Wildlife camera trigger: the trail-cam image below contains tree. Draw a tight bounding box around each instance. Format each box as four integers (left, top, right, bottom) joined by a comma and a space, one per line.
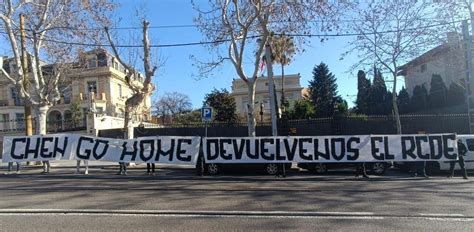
271, 34, 296, 111
0, 0, 114, 135
105, 21, 157, 139
355, 70, 371, 114
153, 92, 192, 122
69, 100, 83, 128
347, 1, 442, 133
447, 82, 466, 106
428, 74, 448, 108
410, 85, 429, 112
204, 88, 237, 123
308, 62, 343, 117
397, 87, 410, 114
368, 67, 390, 115
175, 109, 201, 124
193, 0, 345, 136
287, 99, 315, 120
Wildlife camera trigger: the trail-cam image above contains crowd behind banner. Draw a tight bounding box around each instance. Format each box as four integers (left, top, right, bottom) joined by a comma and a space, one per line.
2, 133, 459, 164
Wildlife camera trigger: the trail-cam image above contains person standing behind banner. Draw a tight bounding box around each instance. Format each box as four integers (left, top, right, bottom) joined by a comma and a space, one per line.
5, 162, 21, 174
42, 161, 50, 174
76, 160, 89, 175
448, 140, 469, 179
355, 162, 369, 178
117, 162, 127, 175
147, 163, 155, 176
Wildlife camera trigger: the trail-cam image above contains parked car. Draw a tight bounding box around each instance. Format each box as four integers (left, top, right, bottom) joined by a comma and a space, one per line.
394, 135, 474, 174
297, 162, 391, 175
204, 162, 292, 175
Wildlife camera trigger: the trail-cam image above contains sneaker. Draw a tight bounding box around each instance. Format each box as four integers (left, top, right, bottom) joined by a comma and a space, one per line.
447, 175, 453, 178
15, 171, 20, 174
4, 172, 10, 175
84, 170, 89, 175
151, 172, 155, 176
363, 175, 370, 179
463, 176, 469, 180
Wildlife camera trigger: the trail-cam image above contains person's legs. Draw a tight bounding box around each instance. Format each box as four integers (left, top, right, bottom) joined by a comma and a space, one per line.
76, 160, 81, 174
84, 160, 89, 175
448, 161, 456, 178
117, 162, 123, 175
459, 156, 468, 179
123, 163, 128, 175
43, 161, 50, 173
7, 162, 13, 173
147, 163, 151, 174
151, 163, 155, 175
15, 162, 20, 173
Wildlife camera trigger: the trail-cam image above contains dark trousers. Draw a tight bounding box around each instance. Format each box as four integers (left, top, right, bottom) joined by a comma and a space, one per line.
355, 163, 367, 176
411, 161, 427, 176
449, 156, 467, 178
147, 163, 155, 173
118, 162, 128, 173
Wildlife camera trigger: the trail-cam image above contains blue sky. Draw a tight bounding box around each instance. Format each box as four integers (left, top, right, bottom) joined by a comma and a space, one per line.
112, 0, 394, 109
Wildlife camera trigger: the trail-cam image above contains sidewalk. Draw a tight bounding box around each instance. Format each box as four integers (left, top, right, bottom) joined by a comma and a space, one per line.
0, 160, 195, 170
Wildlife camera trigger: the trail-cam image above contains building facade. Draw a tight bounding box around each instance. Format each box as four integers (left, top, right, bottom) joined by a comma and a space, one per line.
399, 33, 465, 97
0, 49, 152, 132
231, 74, 304, 121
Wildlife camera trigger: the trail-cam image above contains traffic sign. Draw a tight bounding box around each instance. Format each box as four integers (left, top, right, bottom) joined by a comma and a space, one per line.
201, 107, 212, 122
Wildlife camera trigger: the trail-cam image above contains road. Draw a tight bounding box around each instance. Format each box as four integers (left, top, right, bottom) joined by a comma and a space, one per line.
0, 163, 473, 231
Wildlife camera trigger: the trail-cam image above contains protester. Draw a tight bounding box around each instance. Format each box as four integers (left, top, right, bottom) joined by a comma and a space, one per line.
355, 162, 369, 178
147, 163, 156, 176
42, 161, 50, 174
76, 160, 89, 175
117, 162, 127, 175
448, 140, 469, 179
5, 162, 21, 174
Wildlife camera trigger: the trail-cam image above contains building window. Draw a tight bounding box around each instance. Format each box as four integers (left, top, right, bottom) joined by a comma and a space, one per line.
118, 84, 122, 98
97, 52, 107, 67
16, 113, 24, 129
87, 81, 97, 95
87, 56, 97, 68
1, 114, 9, 122
420, 64, 427, 73
11, 87, 23, 106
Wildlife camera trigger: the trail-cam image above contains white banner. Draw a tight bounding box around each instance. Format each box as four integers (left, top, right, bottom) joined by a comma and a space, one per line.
2, 134, 201, 165
204, 134, 458, 163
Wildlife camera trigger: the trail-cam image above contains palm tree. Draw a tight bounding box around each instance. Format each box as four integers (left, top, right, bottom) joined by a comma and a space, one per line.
271, 34, 296, 112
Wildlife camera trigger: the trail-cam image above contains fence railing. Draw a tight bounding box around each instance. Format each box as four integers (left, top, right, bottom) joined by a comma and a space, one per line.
0, 117, 87, 133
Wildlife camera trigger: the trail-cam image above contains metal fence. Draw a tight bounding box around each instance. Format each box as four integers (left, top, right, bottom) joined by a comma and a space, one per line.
0, 117, 86, 133
94, 114, 470, 138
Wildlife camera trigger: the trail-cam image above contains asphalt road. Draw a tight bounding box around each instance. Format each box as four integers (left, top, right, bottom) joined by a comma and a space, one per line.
0, 164, 473, 231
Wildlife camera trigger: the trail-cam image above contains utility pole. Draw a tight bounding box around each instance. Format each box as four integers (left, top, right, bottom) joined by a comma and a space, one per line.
462, 20, 474, 133
20, 14, 33, 137
265, 43, 278, 136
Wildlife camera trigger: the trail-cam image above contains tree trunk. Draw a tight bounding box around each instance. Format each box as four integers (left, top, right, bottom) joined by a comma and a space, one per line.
281, 64, 285, 101
392, 72, 402, 134
37, 105, 49, 135
247, 80, 257, 137
123, 105, 133, 139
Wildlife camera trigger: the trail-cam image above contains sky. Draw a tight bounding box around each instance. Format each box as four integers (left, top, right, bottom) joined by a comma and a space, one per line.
111, 0, 396, 109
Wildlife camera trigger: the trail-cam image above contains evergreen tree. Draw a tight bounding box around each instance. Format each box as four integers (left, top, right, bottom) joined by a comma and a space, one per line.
308, 62, 343, 117
368, 67, 389, 115
397, 87, 410, 113
447, 82, 466, 106
428, 74, 448, 108
287, 99, 315, 120
355, 70, 371, 114
204, 88, 237, 123
410, 85, 428, 112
